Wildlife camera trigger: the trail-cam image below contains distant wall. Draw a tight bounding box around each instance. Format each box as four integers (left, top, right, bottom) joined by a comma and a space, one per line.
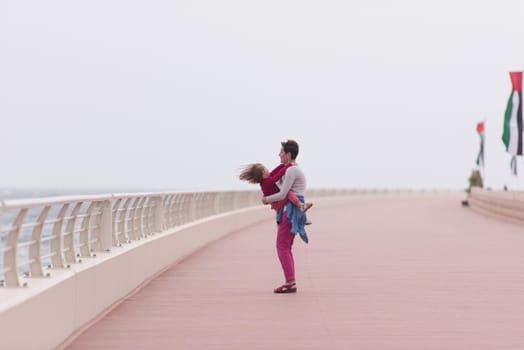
469, 187, 524, 223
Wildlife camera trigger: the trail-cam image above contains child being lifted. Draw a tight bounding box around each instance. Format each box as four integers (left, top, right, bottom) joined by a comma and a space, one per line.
239, 162, 313, 214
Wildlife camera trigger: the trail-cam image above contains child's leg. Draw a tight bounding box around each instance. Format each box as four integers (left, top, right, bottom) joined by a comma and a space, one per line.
286, 191, 313, 212
286, 191, 303, 207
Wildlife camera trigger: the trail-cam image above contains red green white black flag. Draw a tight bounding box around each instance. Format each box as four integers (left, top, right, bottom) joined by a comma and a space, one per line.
502, 71, 523, 176
502, 71, 523, 156
476, 121, 485, 168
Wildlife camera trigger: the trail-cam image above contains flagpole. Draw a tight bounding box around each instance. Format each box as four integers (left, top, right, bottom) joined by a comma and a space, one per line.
482, 118, 486, 187
475, 120, 486, 188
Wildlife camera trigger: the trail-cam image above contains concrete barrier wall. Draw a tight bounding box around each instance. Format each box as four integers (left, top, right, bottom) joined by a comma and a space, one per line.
469, 188, 524, 224
0, 205, 271, 350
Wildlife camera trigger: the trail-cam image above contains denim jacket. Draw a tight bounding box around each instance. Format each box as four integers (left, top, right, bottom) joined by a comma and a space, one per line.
276, 195, 308, 243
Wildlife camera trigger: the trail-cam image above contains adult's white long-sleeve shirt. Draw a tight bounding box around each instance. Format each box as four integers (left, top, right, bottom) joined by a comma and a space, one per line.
264, 165, 306, 203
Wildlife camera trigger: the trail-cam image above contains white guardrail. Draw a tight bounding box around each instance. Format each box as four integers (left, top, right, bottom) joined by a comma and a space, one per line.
0, 189, 356, 288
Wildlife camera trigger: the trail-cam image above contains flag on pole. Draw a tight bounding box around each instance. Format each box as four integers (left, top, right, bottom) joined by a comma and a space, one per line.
476, 121, 485, 167
502, 71, 523, 156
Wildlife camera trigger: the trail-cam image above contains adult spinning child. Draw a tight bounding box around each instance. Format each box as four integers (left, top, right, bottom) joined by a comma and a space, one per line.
262, 139, 308, 294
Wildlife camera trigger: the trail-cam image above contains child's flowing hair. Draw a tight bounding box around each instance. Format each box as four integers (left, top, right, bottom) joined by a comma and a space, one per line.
239, 163, 265, 184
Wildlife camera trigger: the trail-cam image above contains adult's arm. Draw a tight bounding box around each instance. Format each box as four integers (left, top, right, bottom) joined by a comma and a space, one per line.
265, 163, 292, 184
264, 167, 297, 203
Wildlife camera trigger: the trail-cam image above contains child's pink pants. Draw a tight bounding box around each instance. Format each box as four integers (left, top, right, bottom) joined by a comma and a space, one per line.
276, 213, 296, 282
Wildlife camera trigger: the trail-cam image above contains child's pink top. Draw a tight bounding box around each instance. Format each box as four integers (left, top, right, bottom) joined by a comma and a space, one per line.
260, 163, 294, 211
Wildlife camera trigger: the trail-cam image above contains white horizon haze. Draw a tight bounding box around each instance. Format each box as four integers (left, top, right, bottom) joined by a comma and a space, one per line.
2, 1, 524, 194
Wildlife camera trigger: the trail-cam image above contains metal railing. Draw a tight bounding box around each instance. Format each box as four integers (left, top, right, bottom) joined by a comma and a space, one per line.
0, 188, 378, 288
0, 190, 265, 288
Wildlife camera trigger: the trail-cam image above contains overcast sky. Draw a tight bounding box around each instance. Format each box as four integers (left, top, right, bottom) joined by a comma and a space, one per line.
1, 1, 524, 193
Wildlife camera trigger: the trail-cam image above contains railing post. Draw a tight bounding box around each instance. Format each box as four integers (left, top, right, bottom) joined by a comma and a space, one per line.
153, 196, 164, 233
99, 199, 113, 251
141, 197, 152, 236
64, 202, 82, 264
189, 193, 198, 221
3, 208, 28, 287
129, 197, 142, 240
163, 195, 172, 230
79, 202, 96, 258
50, 204, 69, 268
29, 206, 51, 277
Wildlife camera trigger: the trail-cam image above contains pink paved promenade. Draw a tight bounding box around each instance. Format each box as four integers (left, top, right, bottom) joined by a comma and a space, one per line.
65, 194, 524, 349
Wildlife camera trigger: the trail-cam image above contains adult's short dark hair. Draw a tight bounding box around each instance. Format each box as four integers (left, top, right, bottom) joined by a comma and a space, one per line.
281, 139, 299, 160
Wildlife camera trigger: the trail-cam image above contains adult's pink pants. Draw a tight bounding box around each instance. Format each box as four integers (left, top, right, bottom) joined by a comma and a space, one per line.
276, 213, 296, 282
